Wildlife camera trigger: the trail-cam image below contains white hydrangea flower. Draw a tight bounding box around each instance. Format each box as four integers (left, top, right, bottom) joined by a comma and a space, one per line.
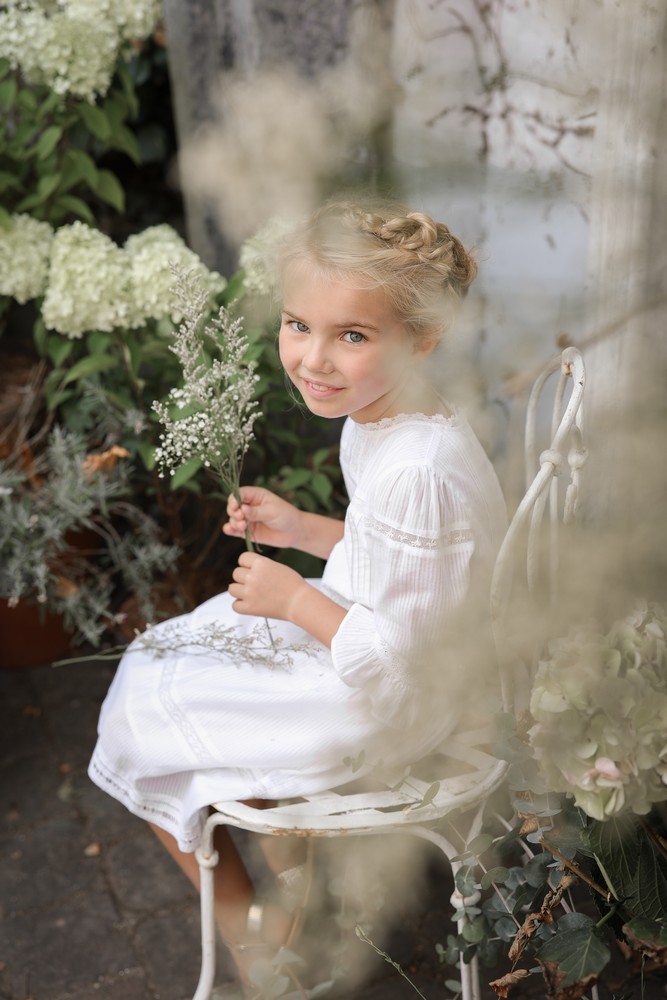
0, 214, 54, 303
529, 604, 667, 820
110, 0, 162, 42
42, 222, 132, 338
124, 225, 225, 326
0, 0, 161, 101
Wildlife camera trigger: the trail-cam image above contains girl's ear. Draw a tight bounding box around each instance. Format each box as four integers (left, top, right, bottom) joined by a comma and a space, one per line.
413, 330, 440, 358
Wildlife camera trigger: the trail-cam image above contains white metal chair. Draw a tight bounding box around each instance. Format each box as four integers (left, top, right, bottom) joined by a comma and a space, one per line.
191, 346, 587, 1000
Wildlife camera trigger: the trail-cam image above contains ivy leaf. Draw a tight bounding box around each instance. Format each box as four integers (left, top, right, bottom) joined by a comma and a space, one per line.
623, 917, 667, 957
537, 925, 610, 985
586, 816, 667, 921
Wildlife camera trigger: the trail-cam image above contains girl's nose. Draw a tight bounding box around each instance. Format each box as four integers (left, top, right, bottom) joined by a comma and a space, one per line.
303, 336, 333, 373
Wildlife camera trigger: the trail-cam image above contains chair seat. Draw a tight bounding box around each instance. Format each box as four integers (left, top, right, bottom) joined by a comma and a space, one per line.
211, 742, 509, 836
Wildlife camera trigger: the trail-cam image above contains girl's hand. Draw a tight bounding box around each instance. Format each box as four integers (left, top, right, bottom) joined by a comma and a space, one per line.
223, 486, 302, 550
229, 551, 306, 621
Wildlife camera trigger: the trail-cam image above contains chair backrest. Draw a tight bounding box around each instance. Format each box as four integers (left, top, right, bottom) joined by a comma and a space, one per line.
490, 346, 587, 716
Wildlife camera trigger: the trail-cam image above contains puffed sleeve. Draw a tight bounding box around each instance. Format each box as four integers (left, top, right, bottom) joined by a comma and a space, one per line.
330, 463, 475, 729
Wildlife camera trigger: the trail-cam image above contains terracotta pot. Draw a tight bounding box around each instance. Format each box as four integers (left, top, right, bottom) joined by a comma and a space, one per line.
0, 598, 74, 669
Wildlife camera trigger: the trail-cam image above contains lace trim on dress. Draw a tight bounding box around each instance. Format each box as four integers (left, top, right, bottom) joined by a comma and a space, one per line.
356, 410, 459, 432
365, 514, 474, 549
159, 659, 218, 766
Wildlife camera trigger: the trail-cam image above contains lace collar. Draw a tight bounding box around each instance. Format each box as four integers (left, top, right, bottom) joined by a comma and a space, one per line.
351, 410, 459, 432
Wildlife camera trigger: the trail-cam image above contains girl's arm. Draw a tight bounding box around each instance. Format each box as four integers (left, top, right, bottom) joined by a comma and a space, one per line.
224, 486, 344, 559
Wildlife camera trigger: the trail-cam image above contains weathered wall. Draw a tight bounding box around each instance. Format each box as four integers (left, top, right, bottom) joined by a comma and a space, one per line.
163, 0, 394, 271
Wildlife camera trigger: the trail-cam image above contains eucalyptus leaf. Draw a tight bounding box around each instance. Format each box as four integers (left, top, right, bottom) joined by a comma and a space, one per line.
481, 866, 510, 889
467, 833, 494, 855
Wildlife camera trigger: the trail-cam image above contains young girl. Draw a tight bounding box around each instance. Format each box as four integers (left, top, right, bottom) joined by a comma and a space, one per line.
88, 200, 506, 987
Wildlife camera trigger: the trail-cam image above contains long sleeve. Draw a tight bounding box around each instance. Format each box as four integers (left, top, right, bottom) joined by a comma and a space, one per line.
330, 461, 476, 729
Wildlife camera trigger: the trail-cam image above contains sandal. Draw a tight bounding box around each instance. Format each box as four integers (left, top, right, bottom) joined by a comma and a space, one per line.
224, 843, 314, 997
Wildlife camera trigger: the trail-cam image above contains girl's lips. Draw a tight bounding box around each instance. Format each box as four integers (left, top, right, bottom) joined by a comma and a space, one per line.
302, 379, 344, 398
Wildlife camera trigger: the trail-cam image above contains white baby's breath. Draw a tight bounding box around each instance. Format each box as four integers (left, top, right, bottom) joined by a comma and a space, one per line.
153, 266, 260, 503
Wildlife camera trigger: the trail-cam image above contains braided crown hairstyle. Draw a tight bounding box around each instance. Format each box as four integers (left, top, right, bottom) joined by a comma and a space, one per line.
279, 200, 477, 343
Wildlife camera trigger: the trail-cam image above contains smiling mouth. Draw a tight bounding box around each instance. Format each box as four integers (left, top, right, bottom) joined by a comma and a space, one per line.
302, 379, 343, 394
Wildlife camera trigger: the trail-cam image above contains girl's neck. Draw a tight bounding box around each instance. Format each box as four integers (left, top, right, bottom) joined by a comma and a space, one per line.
353, 377, 450, 424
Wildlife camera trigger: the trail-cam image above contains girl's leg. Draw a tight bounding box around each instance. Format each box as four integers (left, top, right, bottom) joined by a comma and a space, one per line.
149, 821, 253, 943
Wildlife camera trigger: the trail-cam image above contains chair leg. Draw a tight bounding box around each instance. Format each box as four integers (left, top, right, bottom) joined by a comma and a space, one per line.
191, 816, 223, 1000
406, 826, 483, 1000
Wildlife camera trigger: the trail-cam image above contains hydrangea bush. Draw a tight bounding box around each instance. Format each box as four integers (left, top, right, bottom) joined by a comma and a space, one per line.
0, 0, 161, 101
529, 603, 667, 820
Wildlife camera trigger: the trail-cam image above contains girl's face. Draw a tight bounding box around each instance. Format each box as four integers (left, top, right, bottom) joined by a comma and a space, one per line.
279, 260, 433, 424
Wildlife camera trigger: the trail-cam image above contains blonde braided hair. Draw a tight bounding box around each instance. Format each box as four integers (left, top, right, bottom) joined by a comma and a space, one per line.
280, 200, 477, 342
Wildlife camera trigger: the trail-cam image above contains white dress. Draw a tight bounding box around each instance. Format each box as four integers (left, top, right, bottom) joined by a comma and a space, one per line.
88, 412, 506, 852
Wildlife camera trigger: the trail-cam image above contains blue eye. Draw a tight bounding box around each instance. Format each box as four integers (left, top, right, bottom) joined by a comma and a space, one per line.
342, 330, 365, 344
290, 321, 309, 333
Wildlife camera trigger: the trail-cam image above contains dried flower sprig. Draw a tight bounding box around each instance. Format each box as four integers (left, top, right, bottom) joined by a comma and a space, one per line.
153, 265, 260, 531
133, 620, 318, 671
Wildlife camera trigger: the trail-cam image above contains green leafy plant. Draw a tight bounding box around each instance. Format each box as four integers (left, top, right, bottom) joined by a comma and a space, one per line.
0, 425, 177, 646
0, 54, 140, 231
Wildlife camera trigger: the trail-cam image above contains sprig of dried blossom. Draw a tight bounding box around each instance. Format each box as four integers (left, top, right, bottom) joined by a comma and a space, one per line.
133, 620, 318, 671
153, 265, 260, 530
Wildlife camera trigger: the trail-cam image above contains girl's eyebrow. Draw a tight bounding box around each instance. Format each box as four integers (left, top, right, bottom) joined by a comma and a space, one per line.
281, 308, 379, 333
